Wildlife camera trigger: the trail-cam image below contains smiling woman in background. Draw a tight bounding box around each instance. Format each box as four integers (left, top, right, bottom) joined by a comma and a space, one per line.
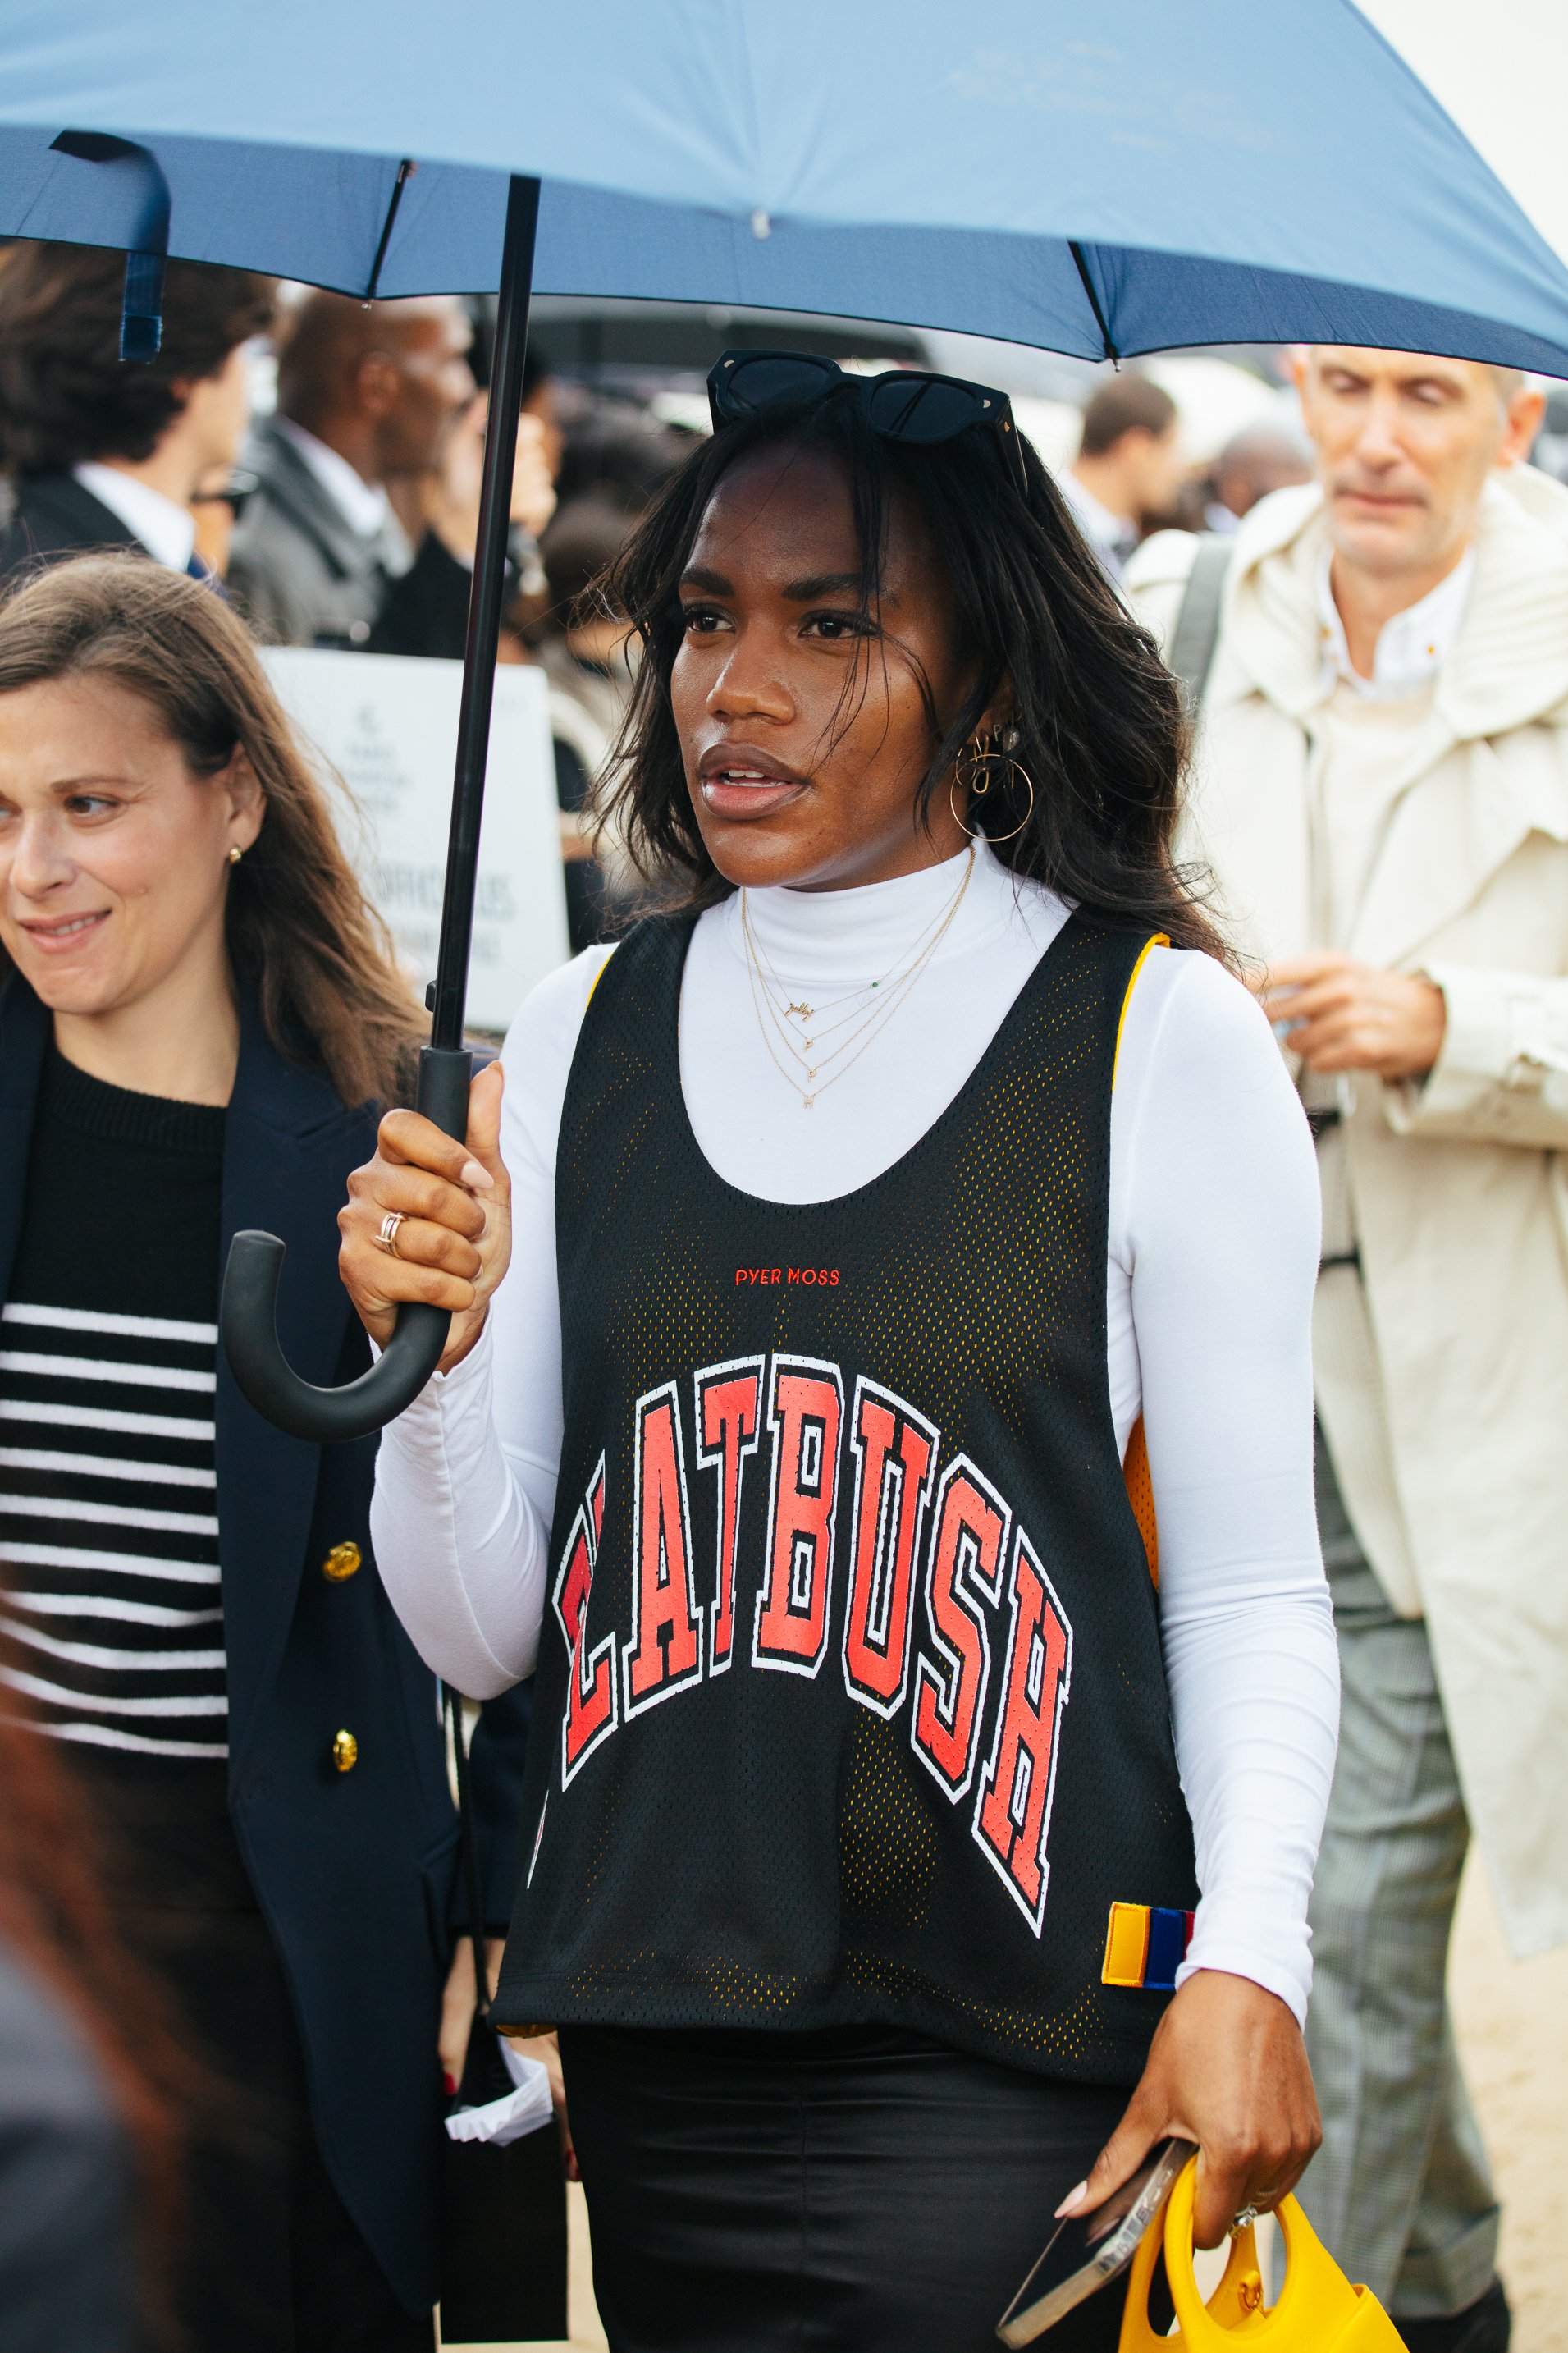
343, 358, 1339, 2351
0, 557, 530, 2353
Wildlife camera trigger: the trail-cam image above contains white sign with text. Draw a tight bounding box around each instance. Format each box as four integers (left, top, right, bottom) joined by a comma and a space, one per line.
264, 648, 569, 1035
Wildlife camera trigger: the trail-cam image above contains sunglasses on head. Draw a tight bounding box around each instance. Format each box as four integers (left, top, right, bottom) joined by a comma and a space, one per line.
707, 349, 1030, 501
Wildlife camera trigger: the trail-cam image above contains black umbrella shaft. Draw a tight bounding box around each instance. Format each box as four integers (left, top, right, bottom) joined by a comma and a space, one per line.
429, 172, 542, 1054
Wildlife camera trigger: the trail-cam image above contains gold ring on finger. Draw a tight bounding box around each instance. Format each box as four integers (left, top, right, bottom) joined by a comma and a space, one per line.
377, 1211, 407, 1259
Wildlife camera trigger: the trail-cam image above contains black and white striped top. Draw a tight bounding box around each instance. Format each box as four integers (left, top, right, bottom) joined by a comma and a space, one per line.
0, 1051, 228, 1760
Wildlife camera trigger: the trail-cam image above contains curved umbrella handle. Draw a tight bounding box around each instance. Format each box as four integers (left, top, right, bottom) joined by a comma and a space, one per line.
221, 176, 538, 1449
222, 1046, 473, 1444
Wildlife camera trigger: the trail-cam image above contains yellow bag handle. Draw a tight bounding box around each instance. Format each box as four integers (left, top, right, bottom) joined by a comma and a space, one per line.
1117, 2156, 1404, 2351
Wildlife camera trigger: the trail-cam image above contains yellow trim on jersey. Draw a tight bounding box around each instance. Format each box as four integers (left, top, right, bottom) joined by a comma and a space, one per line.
1122, 1415, 1159, 1588
1113, 932, 1168, 1088
583, 945, 616, 1010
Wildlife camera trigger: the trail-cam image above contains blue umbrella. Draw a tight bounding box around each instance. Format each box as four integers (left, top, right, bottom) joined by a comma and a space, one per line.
2, 2, 1566, 365
2, 2, 1561, 1440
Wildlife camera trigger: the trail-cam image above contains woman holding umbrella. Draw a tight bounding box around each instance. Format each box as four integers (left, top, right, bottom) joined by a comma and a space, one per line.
0, 558, 530, 2351
342, 359, 1337, 2349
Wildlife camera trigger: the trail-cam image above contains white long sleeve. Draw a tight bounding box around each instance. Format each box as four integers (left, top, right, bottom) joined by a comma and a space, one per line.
371, 845, 1336, 2021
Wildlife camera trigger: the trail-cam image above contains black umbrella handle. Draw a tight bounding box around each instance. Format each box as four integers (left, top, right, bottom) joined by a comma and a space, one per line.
222, 1046, 473, 1444
221, 172, 541, 1445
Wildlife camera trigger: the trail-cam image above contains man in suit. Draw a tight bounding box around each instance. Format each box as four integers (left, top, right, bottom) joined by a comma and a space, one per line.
1057, 372, 1185, 579
0, 244, 272, 588
1127, 351, 1561, 2353
228, 291, 477, 646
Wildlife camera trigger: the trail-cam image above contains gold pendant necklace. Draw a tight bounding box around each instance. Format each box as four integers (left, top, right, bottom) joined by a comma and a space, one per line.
743, 860, 974, 1054
739, 849, 975, 1110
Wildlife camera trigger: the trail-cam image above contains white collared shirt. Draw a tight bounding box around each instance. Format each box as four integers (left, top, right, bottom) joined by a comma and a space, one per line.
272, 417, 391, 540
1317, 544, 1475, 703
1057, 466, 1139, 579
73, 463, 197, 574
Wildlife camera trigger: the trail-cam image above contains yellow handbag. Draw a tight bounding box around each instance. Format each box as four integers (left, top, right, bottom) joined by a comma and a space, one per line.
1118, 2155, 1404, 2351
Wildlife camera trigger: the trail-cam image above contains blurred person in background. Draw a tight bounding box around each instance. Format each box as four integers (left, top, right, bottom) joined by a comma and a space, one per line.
534, 496, 639, 948
367, 355, 560, 662
551, 385, 688, 513
1127, 348, 1561, 2353
227, 289, 475, 645
0, 245, 273, 588
0, 1683, 182, 2351
0, 559, 533, 2351
1058, 372, 1183, 578
521, 413, 685, 948
537, 497, 636, 757
1203, 420, 1314, 533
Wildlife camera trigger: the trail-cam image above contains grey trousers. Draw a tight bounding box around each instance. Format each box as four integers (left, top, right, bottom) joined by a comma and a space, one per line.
1299, 1431, 1499, 2321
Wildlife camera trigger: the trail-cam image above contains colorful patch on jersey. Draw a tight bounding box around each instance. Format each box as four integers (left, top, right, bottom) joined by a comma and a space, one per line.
1101, 1901, 1195, 1991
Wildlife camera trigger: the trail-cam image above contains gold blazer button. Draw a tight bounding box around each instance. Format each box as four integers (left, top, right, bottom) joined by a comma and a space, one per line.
331, 1730, 359, 1774
322, 1542, 362, 1582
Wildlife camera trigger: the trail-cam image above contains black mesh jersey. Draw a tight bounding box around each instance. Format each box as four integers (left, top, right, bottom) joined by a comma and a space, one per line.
493, 908, 1198, 2085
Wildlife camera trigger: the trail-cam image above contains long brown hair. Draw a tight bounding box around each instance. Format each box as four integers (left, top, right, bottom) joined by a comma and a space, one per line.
0, 557, 419, 1106
599, 391, 1228, 961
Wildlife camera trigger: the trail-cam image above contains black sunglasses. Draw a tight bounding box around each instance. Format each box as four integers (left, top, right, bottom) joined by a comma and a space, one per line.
707, 349, 1030, 500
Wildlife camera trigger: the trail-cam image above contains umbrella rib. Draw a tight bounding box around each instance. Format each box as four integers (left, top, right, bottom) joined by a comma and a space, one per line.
365, 158, 417, 300
1068, 240, 1119, 367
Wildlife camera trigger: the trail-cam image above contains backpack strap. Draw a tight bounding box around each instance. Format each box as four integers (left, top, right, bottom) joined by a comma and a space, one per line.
1168, 533, 1235, 716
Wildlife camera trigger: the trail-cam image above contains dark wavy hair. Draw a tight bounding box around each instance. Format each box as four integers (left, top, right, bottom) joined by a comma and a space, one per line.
0, 244, 274, 477
595, 386, 1226, 960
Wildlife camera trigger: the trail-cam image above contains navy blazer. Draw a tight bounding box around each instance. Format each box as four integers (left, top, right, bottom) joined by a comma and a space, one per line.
0, 980, 532, 2314
0, 473, 148, 587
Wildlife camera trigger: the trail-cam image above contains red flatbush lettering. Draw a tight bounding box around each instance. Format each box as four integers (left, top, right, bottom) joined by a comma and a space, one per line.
842, 1379, 938, 1717
911, 1458, 1009, 1800
973, 1533, 1073, 1935
694, 1357, 764, 1674
753, 1356, 843, 1677
622, 1385, 704, 1715
554, 1455, 617, 1783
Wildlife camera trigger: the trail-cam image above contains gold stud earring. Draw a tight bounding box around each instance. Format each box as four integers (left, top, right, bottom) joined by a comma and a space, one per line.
227, 845, 243, 866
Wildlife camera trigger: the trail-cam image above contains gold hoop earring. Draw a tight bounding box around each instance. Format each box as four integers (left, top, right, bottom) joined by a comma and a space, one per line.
953, 730, 994, 804
949, 733, 1035, 844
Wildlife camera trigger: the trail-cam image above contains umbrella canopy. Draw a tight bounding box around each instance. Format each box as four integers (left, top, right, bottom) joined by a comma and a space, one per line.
1356, 0, 1568, 285
0, 0, 1565, 372
7, 1, 1558, 1441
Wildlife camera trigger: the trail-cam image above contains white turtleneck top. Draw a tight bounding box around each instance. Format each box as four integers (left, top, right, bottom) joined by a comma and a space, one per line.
371, 845, 1337, 2024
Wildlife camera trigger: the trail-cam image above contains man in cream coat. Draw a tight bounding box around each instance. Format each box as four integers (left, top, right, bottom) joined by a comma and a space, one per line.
1128, 350, 1562, 2353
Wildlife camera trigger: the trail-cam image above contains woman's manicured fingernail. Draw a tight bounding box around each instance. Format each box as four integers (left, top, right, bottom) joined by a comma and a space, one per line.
443, 2071, 458, 2097
1056, 2181, 1088, 2218
460, 1160, 494, 1190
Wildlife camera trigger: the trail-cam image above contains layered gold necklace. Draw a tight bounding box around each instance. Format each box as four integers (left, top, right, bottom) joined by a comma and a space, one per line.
738, 848, 976, 1110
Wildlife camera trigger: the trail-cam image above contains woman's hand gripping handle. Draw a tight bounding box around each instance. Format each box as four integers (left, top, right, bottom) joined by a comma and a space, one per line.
339, 1061, 513, 1377
1057, 1971, 1323, 2250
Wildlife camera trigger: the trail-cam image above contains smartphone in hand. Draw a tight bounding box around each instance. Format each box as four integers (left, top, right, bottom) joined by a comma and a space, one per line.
996, 2136, 1195, 2346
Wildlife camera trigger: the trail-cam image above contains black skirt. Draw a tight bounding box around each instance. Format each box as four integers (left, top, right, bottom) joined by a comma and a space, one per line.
560, 2023, 1141, 2353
